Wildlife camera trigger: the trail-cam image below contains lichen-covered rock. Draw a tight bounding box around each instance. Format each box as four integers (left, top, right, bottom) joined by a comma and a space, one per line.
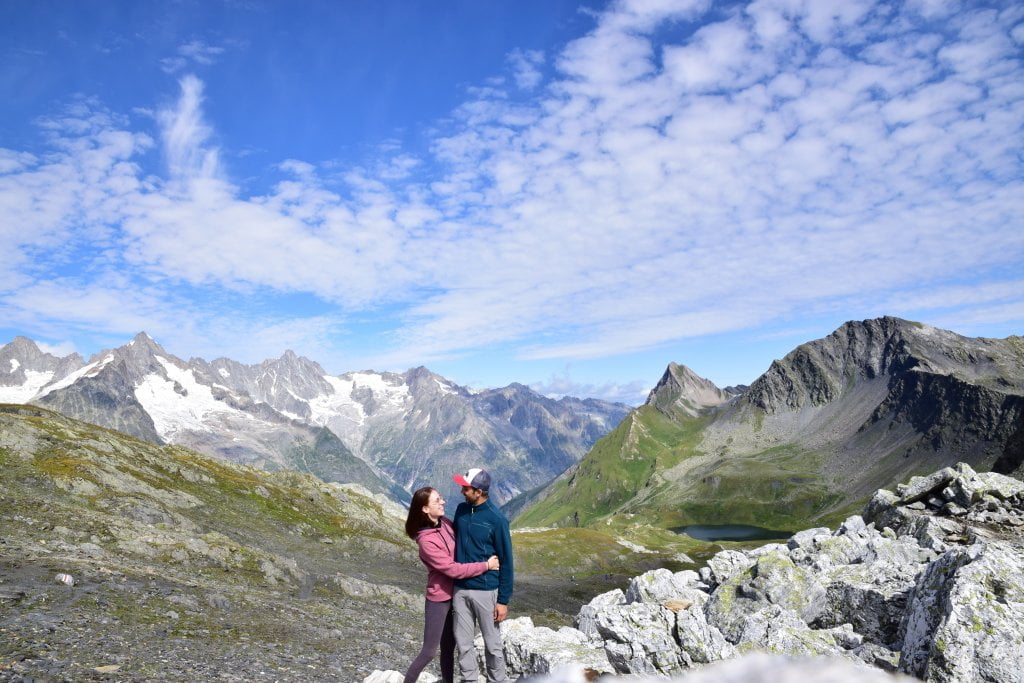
501, 617, 613, 676
863, 489, 917, 535
500, 463, 1024, 681
673, 598, 735, 665
705, 550, 755, 586
897, 468, 958, 505
575, 588, 625, 641
815, 558, 921, 645
625, 568, 702, 604
787, 527, 832, 551
901, 541, 1024, 682
898, 545, 978, 677
596, 602, 684, 674
737, 605, 856, 659
706, 552, 827, 643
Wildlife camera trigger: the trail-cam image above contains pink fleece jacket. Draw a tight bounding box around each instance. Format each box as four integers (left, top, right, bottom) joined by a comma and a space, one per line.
416, 516, 490, 602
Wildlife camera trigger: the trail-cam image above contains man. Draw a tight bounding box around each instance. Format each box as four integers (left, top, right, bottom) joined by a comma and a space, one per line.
451, 467, 514, 683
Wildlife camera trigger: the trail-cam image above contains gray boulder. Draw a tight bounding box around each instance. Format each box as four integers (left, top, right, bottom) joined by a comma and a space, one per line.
900, 541, 1024, 682
501, 617, 613, 677
706, 551, 827, 643
625, 568, 703, 605
596, 602, 685, 675
574, 588, 625, 642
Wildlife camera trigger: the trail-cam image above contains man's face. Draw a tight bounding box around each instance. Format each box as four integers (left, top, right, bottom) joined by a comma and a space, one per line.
461, 485, 484, 505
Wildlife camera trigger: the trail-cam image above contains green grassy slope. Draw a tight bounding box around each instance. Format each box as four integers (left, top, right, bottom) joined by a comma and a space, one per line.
515, 402, 855, 534
514, 405, 710, 528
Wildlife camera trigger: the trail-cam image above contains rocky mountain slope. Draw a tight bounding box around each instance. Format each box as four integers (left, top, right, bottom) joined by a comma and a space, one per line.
451, 463, 1024, 681
0, 403, 431, 680
516, 317, 1024, 531
0, 334, 629, 504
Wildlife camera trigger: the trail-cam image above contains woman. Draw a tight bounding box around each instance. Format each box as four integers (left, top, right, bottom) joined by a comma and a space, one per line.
404, 486, 498, 683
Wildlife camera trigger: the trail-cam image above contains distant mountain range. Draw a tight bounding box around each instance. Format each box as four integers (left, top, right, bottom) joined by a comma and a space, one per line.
0, 333, 630, 504
515, 317, 1024, 530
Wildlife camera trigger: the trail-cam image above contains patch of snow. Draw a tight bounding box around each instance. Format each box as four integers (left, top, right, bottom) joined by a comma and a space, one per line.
277, 408, 305, 421
0, 369, 54, 403
433, 377, 455, 395
308, 375, 364, 426
135, 356, 251, 440
218, 368, 230, 378
351, 372, 411, 405
9, 359, 20, 372
39, 355, 114, 396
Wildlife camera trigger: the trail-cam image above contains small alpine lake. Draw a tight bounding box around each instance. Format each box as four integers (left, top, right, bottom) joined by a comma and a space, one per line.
672, 524, 794, 542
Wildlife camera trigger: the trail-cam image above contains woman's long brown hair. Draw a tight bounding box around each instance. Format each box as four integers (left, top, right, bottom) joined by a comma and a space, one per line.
405, 486, 437, 540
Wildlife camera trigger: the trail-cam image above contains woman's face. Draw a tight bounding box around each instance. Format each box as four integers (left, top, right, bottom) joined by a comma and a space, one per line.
422, 490, 445, 520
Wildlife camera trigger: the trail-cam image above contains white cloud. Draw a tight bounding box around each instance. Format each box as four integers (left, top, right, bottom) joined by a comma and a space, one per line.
1, 0, 1022, 375
530, 369, 649, 406
36, 340, 79, 357
161, 40, 226, 74
158, 75, 220, 180
508, 49, 544, 90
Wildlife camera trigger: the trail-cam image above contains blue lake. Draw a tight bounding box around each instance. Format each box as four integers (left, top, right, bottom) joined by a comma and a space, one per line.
673, 524, 793, 542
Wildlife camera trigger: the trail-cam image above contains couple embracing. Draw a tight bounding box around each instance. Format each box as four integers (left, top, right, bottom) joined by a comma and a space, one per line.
403, 468, 514, 683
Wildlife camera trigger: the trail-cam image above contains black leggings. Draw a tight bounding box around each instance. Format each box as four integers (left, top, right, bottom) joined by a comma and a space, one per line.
404, 598, 455, 683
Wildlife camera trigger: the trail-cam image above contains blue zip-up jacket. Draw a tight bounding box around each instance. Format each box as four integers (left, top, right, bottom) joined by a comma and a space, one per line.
452, 498, 514, 605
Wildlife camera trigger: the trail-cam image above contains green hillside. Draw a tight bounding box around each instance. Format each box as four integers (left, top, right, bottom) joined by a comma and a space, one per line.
515, 404, 711, 528
515, 402, 853, 533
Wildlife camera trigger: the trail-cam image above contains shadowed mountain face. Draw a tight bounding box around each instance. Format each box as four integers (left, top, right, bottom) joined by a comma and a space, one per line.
516, 317, 1024, 531
0, 334, 630, 505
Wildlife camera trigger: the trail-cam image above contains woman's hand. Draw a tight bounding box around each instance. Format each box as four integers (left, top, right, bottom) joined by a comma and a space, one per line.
487, 555, 500, 570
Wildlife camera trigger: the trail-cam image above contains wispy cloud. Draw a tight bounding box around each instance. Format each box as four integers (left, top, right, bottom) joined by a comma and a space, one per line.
1, 0, 1022, 383
160, 40, 226, 74
530, 368, 649, 406
157, 75, 220, 180
507, 49, 545, 90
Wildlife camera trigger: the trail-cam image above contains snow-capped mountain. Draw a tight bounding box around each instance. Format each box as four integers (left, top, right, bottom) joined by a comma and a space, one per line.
0, 334, 630, 504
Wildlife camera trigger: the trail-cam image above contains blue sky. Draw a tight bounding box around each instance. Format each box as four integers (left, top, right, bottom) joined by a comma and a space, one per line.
1, 0, 1022, 405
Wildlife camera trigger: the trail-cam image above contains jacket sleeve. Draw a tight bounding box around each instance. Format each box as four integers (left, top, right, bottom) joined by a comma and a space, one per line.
418, 535, 490, 580
495, 516, 514, 605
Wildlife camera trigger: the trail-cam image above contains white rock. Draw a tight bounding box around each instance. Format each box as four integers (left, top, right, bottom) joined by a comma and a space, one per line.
501, 617, 612, 677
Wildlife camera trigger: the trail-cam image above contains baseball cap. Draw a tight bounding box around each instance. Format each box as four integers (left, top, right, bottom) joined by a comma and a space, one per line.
453, 467, 491, 492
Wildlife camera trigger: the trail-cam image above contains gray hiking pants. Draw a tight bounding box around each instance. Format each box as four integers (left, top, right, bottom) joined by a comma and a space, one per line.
452, 588, 507, 683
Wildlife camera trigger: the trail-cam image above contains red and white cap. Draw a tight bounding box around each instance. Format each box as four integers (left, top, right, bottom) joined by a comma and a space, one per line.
453, 467, 491, 492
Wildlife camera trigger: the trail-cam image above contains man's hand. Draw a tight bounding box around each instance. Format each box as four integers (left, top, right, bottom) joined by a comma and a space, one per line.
494, 603, 508, 623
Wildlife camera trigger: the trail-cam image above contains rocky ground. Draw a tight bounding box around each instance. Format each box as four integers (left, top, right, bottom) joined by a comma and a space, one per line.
0, 405, 433, 681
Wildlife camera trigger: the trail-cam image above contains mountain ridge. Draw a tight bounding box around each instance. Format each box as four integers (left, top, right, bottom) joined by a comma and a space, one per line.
0, 333, 630, 504
516, 317, 1024, 531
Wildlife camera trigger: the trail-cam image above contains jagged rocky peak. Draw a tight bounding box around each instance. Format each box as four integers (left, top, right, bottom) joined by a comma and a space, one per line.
0, 336, 79, 377
97, 331, 183, 384
402, 365, 463, 397
646, 362, 733, 417
744, 316, 1024, 414
257, 349, 332, 395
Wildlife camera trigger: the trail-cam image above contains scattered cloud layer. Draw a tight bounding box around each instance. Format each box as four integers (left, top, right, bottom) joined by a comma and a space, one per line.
1, 0, 1022, 398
